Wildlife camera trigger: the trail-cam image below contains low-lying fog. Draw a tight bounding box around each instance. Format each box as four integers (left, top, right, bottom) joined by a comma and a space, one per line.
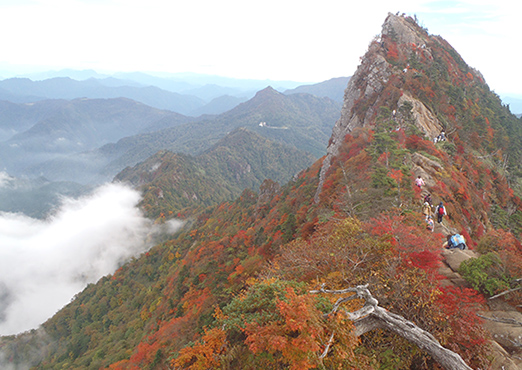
0, 183, 181, 335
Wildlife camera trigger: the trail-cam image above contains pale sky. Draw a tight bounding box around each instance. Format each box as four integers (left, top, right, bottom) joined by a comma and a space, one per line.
0, 0, 520, 95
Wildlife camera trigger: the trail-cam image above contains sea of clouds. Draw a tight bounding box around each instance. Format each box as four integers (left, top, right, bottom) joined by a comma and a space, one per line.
0, 182, 181, 336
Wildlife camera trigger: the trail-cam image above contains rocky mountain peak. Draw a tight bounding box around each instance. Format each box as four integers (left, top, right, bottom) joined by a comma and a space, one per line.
315, 13, 457, 201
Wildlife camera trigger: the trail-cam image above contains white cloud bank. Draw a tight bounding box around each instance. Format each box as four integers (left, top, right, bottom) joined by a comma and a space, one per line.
0, 183, 180, 335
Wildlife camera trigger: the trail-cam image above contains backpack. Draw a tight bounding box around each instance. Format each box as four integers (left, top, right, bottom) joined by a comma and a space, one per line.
438, 206, 444, 215
450, 235, 458, 246
455, 234, 465, 245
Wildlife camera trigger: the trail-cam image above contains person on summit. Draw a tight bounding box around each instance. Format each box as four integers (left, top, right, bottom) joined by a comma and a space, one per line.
415, 175, 425, 189
435, 202, 446, 223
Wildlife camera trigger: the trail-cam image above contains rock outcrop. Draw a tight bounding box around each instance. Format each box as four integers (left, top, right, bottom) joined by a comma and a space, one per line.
398, 93, 443, 139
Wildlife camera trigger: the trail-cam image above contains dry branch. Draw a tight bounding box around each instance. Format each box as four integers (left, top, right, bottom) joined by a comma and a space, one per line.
477, 313, 522, 327
311, 284, 473, 370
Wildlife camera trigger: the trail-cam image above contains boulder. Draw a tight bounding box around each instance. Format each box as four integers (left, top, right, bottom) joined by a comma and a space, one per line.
479, 310, 522, 354
487, 340, 521, 370
442, 248, 478, 272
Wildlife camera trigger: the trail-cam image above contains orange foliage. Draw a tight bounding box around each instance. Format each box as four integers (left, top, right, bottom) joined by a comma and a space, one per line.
243, 287, 356, 370
173, 327, 227, 369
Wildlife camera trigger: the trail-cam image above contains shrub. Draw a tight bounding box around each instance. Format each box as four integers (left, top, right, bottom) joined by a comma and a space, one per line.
459, 253, 510, 295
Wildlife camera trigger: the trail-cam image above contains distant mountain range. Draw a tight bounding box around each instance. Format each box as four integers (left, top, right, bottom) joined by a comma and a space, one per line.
499, 95, 522, 115
0, 172, 90, 218
95, 87, 340, 180
0, 72, 344, 216
0, 77, 205, 115
0, 98, 192, 178
0, 85, 341, 185
0, 71, 351, 116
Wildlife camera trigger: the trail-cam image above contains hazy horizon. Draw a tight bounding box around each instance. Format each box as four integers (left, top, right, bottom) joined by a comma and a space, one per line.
0, 1, 520, 95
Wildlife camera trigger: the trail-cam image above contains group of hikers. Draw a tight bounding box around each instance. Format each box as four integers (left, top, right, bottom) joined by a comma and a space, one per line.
417, 176, 447, 229
433, 130, 446, 143
421, 193, 446, 231
416, 175, 467, 249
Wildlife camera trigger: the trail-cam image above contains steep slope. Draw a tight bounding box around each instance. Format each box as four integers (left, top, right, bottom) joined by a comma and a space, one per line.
115, 128, 315, 218
2, 13, 522, 370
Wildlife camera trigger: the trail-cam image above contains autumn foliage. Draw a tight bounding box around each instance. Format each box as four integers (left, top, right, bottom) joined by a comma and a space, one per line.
5, 13, 522, 370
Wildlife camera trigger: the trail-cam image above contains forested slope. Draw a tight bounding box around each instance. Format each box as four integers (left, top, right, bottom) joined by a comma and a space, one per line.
115, 128, 315, 218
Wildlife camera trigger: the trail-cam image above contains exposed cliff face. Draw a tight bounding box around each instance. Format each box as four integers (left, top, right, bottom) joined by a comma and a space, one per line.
316, 13, 447, 200
398, 92, 443, 139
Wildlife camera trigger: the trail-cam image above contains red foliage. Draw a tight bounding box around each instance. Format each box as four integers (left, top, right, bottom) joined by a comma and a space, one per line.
436, 285, 488, 359
387, 42, 399, 61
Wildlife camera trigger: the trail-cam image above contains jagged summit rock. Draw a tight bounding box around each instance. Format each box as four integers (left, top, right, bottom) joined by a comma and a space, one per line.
381, 12, 426, 46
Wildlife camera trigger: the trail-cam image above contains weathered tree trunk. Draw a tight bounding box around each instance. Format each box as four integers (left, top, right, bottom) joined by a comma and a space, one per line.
311, 284, 473, 370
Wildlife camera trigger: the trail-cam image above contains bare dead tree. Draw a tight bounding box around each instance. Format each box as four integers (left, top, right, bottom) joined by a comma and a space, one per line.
310, 284, 473, 370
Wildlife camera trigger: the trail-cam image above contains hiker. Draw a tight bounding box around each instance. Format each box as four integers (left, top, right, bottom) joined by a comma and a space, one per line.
424, 193, 432, 207
435, 130, 446, 142
422, 202, 431, 218
444, 234, 466, 250
415, 175, 425, 189
426, 216, 434, 232
435, 202, 446, 223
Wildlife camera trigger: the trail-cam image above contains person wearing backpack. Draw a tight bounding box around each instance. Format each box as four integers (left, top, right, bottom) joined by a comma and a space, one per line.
426, 216, 434, 232
424, 193, 432, 207
444, 233, 466, 250
436, 202, 446, 223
